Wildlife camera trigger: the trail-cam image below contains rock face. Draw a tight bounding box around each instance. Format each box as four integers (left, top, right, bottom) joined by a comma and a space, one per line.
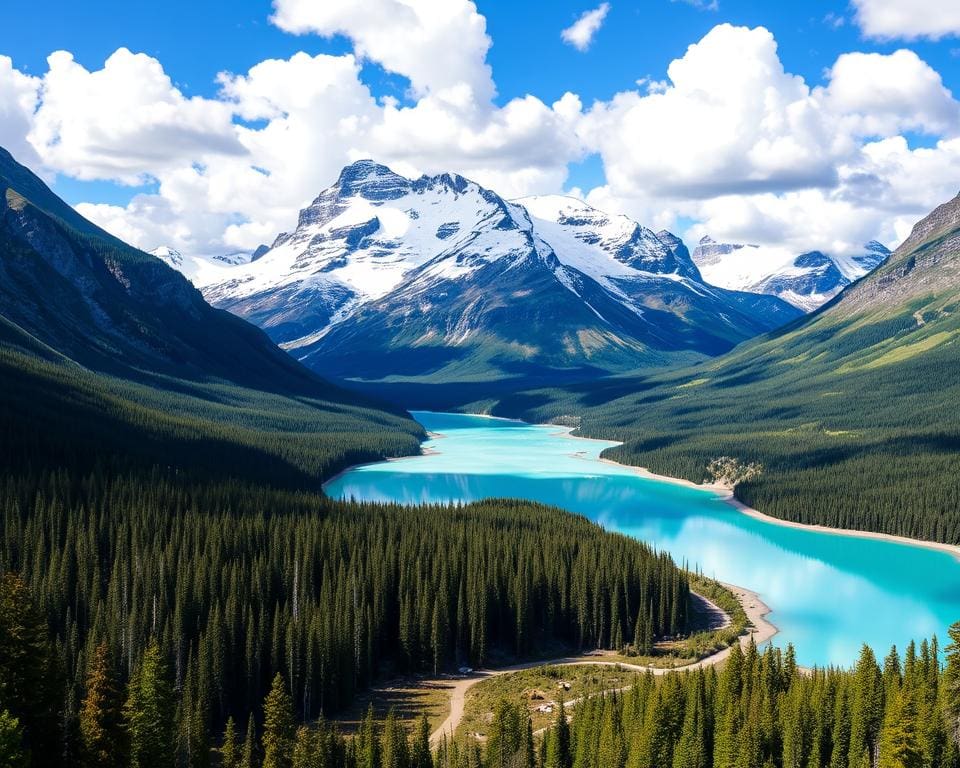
0, 146, 330, 394
691, 236, 890, 311
832, 193, 960, 318
167, 160, 802, 385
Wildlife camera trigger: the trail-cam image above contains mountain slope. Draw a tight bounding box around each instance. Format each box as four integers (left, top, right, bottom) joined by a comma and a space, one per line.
0, 146, 423, 485
0, 158, 326, 393
172, 161, 800, 401
691, 235, 890, 311
485, 192, 960, 544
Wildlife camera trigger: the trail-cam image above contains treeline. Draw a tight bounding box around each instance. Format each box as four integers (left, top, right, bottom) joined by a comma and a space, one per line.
531, 632, 960, 768
0, 467, 690, 766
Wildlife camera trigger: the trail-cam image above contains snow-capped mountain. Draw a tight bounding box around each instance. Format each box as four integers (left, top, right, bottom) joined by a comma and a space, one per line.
691, 236, 890, 312
165, 161, 801, 387
150, 246, 251, 285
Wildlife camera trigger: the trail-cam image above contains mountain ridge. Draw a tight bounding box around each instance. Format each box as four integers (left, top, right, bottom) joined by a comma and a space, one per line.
161, 159, 801, 399
691, 234, 890, 311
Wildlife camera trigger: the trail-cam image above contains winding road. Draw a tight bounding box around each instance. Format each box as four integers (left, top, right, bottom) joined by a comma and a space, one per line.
429, 585, 774, 745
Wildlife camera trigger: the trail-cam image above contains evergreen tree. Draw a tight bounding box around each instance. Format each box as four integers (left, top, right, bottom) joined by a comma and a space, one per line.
381, 708, 410, 768
849, 645, 882, 768
240, 715, 257, 768
0, 573, 61, 768
292, 726, 317, 768
356, 705, 380, 768
544, 698, 570, 768
262, 674, 296, 768
79, 643, 126, 768
125, 641, 176, 768
485, 701, 524, 768
945, 621, 960, 748
220, 717, 239, 768
410, 714, 432, 768
878, 686, 921, 768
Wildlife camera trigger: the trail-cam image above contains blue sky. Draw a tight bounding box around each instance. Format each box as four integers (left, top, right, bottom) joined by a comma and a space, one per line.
1, 0, 958, 256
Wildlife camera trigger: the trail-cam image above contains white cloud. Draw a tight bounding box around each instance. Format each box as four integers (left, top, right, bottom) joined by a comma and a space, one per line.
1, 9, 959, 264
576, 24, 960, 255
852, 0, 960, 40
561, 3, 611, 52
29, 49, 243, 185
270, 0, 494, 101
580, 25, 840, 200
822, 49, 960, 136
0, 57, 41, 170
0, 35, 581, 255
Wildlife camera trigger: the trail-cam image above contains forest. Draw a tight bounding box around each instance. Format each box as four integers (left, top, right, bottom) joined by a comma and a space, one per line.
483, 298, 960, 545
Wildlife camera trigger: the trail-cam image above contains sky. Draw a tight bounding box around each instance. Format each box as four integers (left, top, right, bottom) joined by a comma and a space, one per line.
1, 0, 959, 258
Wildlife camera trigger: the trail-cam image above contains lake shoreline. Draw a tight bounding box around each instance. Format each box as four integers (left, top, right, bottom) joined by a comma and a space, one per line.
539, 420, 960, 562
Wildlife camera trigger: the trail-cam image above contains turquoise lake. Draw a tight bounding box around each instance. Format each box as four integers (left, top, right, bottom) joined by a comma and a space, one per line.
325, 411, 960, 668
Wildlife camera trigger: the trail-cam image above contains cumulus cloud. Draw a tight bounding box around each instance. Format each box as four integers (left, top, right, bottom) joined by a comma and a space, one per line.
822, 49, 960, 136
1, 7, 958, 262
852, 0, 960, 40
580, 25, 840, 200
576, 24, 960, 255
561, 3, 611, 52
270, 0, 494, 101
30, 49, 243, 185
0, 56, 41, 169
0, 6, 583, 256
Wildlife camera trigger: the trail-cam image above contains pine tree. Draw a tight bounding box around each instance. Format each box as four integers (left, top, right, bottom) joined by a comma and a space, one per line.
849, 645, 882, 768
0, 573, 61, 768
878, 686, 921, 768
485, 701, 524, 768
125, 641, 176, 768
357, 705, 380, 768
673, 674, 709, 768
945, 622, 960, 748
240, 715, 257, 768
381, 708, 409, 768
79, 643, 127, 768
262, 674, 296, 768
544, 698, 570, 768
292, 726, 317, 768
410, 714, 432, 768
220, 717, 239, 768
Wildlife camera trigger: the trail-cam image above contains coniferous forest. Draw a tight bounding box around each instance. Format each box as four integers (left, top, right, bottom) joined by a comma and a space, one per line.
0, 329, 691, 767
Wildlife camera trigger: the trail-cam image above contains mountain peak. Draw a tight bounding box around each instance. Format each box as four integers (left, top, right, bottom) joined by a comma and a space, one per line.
896, 192, 960, 258
864, 240, 891, 255
699, 235, 716, 245
334, 160, 409, 201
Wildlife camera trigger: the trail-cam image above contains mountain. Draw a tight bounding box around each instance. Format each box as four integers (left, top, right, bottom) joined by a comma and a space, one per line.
485, 191, 960, 545
172, 160, 800, 402
0, 145, 423, 485
691, 235, 890, 311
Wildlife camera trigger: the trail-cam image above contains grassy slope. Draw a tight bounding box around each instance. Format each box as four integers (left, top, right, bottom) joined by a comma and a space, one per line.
485, 197, 960, 544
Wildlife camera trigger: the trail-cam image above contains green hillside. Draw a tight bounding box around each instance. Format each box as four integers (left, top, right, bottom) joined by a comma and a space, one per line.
486, 193, 960, 544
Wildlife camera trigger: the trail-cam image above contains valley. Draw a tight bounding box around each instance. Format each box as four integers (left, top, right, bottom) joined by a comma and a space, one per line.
326, 412, 960, 670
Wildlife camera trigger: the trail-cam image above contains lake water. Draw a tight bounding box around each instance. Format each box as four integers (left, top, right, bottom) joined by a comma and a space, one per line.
325, 411, 960, 667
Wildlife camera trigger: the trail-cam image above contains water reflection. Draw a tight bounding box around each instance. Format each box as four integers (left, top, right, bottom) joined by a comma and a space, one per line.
325, 412, 960, 667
